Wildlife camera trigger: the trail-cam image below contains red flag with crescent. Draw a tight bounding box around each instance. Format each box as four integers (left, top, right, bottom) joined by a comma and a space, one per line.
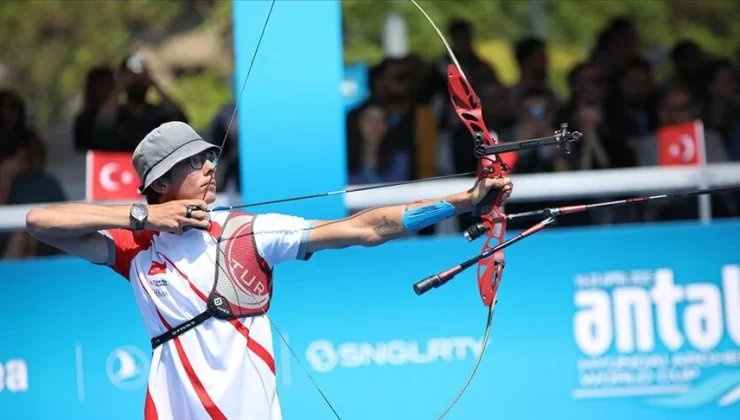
657, 120, 705, 166
86, 151, 140, 201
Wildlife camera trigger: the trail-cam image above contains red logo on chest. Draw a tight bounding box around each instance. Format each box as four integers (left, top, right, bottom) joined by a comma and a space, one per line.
148, 260, 167, 275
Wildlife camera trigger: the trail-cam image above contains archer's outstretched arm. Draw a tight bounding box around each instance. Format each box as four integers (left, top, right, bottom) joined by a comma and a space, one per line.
305, 177, 512, 253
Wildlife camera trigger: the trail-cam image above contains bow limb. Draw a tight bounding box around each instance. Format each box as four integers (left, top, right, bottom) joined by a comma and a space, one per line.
408, 0, 468, 80
409, 1, 508, 418
409, 1, 510, 308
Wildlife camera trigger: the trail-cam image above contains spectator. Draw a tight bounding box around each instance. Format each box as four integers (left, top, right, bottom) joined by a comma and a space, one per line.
346, 100, 409, 185
0, 89, 29, 161
603, 17, 640, 78
7, 133, 67, 204
345, 60, 389, 137
0, 143, 25, 207
510, 36, 551, 110
602, 56, 658, 168
566, 60, 609, 106
637, 84, 736, 221
345, 61, 390, 178
378, 56, 439, 181
700, 58, 740, 153
446, 19, 498, 88
91, 55, 188, 152
0, 90, 65, 206
367, 60, 389, 103
636, 83, 729, 166
405, 53, 436, 105
589, 29, 612, 71
509, 86, 565, 174
669, 40, 707, 101
558, 61, 616, 170
1, 135, 66, 259
568, 93, 613, 171
73, 66, 115, 152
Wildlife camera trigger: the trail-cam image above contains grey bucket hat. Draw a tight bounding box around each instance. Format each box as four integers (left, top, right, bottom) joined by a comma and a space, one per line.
132, 121, 220, 193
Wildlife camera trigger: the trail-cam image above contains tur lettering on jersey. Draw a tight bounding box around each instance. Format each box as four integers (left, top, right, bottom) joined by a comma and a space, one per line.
212, 211, 274, 318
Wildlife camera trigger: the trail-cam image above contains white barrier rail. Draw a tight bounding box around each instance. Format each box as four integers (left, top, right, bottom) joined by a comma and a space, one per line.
2, 163, 740, 232
345, 162, 740, 208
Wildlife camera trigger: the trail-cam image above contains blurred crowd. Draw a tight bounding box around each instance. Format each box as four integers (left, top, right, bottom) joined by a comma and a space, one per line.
1, 16, 739, 258
345, 17, 740, 231
0, 54, 194, 258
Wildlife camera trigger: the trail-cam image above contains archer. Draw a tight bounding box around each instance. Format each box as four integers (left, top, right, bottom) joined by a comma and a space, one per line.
25, 121, 513, 420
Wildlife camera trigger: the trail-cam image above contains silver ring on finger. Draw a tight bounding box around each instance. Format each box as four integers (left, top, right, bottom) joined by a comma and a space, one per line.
186, 205, 197, 218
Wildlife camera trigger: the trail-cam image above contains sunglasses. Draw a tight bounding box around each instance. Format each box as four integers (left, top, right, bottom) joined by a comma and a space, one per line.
186, 149, 218, 170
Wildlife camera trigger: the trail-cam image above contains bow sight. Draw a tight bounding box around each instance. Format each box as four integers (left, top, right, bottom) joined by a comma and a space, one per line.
473, 123, 582, 158
464, 123, 582, 241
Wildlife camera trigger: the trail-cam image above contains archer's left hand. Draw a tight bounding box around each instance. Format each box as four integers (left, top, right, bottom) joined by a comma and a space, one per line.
470, 177, 513, 207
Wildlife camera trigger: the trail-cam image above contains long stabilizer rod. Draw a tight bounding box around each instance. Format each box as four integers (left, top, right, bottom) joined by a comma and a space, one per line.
463, 185, 740, 241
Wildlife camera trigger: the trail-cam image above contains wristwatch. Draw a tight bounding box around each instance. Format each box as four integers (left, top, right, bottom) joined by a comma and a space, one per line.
130, 203, 148, 231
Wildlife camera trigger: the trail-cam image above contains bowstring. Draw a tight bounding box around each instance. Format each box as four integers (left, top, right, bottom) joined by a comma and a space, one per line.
203, 230, 343, 420
200, 0, 275, 205
191, 0, 342, 418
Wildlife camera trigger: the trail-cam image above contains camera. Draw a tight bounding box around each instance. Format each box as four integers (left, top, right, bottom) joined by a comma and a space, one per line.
126, 54, 145, 74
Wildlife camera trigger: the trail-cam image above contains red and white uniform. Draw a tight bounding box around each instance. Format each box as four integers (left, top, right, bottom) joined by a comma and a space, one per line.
102, 211, 314, 420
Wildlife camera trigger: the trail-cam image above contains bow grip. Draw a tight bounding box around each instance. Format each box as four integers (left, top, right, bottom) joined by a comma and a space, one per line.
471, 186, 502, 217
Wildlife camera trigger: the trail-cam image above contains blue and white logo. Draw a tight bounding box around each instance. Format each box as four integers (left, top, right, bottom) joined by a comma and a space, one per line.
571, 264, 740, 409
105, 345, 149, 391
305, 336, 484, 373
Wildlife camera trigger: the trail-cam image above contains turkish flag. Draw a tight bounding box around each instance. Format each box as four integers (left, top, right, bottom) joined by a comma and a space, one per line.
657, 120, 706, 166
86, 151, 141, 201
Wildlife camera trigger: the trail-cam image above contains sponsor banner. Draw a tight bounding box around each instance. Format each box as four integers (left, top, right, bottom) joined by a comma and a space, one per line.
0, 220, 739, 420
572, 266, 740, 407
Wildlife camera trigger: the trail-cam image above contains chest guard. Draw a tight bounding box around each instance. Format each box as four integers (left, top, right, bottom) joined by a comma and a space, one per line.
151, 211, 273, 349
209, 211, 273, 319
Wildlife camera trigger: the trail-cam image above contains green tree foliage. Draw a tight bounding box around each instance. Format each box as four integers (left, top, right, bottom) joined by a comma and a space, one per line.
1, 0, 737, 137
0, 0, 183, 131
342, 0, 740, 94
547, 0, 740, 57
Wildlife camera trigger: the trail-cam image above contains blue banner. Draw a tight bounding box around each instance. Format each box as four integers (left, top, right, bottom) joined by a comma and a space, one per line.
1, 220, 739, 419
232, 0, 347, 220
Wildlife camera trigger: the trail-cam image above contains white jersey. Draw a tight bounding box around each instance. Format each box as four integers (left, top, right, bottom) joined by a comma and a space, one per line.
102, 211, 314, 420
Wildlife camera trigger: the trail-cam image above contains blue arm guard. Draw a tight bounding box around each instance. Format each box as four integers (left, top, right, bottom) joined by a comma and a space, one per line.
401, 201, 455, 232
